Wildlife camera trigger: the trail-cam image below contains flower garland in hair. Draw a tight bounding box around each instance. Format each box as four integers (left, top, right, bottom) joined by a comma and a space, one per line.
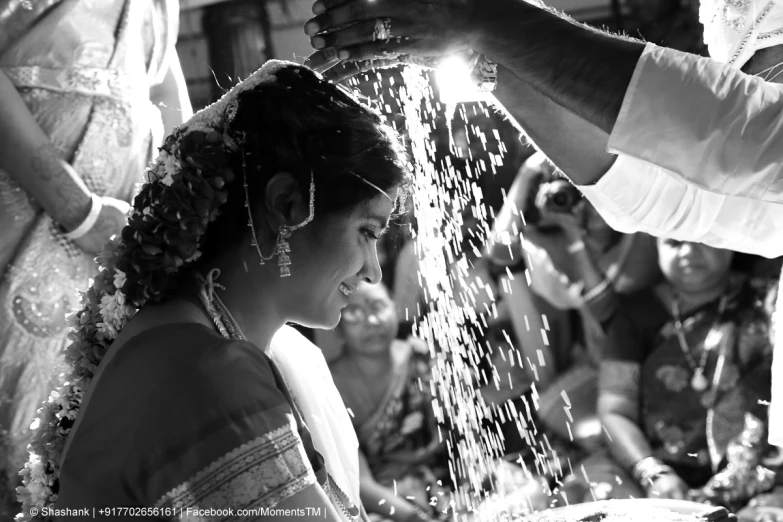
15, 61, 293, 521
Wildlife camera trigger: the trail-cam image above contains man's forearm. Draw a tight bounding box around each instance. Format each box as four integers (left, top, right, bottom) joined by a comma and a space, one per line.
473, 0, 644, 134
491, 65, 618, 184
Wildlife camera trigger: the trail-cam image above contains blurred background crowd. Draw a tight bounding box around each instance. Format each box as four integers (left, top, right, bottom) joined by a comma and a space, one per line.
2, 0, 781, 520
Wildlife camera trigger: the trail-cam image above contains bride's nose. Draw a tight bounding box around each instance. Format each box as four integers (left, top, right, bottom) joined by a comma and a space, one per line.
360, 244, 382, 284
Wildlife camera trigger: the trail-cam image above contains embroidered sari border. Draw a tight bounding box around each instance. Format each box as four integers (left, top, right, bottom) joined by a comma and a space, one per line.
154, 422, 316, 515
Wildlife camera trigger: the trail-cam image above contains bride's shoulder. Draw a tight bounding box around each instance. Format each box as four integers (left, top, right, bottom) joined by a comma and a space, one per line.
112, 321, 274, 393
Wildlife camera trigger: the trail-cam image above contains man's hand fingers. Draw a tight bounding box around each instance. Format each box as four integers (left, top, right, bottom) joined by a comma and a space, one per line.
321, 59, 402, 84
338, 37, 453, 62
305, 0, 388, 36
304, 48, 341, 72
310, 20, 417, 51
311, 0, 351, 15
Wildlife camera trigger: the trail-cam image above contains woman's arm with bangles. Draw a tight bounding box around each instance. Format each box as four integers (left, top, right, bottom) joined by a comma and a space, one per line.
599, 315, 690, 500
0, 71, 128, 253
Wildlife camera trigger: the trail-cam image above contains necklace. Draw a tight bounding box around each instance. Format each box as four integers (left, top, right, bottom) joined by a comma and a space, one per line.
205, 289, 360, 522
671, 292, 729, 393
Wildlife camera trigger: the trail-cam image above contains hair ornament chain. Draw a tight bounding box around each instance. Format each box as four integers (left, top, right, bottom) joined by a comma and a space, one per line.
244, 151, 316, 270
347, 172, 393, 203
287, 170, 316, 233
243, 144, 278, 264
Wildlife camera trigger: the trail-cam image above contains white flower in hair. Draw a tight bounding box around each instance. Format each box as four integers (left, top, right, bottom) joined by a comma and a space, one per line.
113, 269, 127, 290
97, 290, 132, 340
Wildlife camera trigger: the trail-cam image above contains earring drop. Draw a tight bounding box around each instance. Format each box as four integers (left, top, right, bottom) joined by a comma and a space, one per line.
277, 225, 292, 278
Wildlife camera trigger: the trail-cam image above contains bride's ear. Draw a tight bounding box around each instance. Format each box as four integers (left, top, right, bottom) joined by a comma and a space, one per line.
264, 172, 308, 228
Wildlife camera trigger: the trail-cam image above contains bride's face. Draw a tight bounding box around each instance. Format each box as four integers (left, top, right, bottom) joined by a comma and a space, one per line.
285, 187, 399, 329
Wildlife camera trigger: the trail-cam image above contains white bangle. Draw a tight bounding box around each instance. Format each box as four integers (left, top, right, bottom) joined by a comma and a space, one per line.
63, 193, 102, 240
567, 240, 586, 253
583, 278, 611, 302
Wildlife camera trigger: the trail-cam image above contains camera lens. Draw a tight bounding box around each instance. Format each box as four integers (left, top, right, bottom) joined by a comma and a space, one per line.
551, 192, 570, 208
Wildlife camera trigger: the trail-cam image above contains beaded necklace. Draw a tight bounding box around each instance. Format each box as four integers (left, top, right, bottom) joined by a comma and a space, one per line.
671, 292, 729, 392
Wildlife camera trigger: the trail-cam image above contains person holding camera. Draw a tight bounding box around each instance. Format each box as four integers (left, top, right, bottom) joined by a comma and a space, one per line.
492, 152, 660, 371
488, 153, 660, 450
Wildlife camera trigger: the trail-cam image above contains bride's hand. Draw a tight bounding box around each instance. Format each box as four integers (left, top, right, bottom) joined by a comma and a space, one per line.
303, 0, 478, 76
71, 196, 130, 255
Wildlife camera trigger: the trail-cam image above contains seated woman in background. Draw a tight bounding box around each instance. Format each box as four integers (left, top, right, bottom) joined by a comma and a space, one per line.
329, 282, 449, 522
584, 239, 781, 520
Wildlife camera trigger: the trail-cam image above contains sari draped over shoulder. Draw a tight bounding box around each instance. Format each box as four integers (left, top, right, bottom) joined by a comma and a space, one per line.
269, 325, 362, 516
605, 277, 775, 488
56, 324, 329, 520
353, 340, 446, 486
0, 0, 175, 505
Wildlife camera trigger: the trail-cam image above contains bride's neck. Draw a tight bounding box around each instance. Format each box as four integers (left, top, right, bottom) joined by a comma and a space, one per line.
196, 255, 286, 351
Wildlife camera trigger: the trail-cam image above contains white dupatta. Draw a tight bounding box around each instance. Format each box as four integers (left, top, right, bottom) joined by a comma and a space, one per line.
269, 326, 362, 517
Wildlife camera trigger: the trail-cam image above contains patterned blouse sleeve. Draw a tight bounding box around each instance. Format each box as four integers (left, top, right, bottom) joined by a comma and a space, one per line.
128, 339, 317, 517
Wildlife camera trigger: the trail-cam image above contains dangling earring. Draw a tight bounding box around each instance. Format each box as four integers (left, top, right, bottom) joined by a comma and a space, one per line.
243, 153, 316, 278
276, 225, 292, 277
274, 175, 314, 278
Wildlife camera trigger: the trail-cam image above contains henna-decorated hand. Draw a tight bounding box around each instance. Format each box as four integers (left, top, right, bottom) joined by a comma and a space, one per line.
71, 197, 130, 255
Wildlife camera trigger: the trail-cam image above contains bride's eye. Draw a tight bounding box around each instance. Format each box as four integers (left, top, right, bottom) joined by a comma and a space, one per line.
362, 228, 382, 241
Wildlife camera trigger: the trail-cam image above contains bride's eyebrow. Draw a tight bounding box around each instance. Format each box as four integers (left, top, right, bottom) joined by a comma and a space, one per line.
365, 214, 391, 230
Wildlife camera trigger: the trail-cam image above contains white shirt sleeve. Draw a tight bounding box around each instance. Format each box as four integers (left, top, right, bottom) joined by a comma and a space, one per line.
578, 43, 783, 448
579, 154, 783, 258
577, 43, 783, 259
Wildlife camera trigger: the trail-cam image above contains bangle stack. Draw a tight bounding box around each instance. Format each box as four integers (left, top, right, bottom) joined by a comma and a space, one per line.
63, 193, 102, 240
632, 456, 674, 489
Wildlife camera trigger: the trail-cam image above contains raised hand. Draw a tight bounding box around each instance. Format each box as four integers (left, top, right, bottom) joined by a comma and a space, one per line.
303, 0, 477, 75
71, 196, 130, 255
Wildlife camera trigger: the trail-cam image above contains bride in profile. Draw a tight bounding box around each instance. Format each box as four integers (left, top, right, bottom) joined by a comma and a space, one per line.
17, 61, 409, 521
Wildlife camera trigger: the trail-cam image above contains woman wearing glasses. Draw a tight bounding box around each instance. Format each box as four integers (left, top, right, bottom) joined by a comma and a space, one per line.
330, 282, 449, 522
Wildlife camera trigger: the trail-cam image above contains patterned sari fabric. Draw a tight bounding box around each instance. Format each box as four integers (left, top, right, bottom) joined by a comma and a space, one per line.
56, 323, 326, 519
0, 0, 175, 512
600, 276, 775, 490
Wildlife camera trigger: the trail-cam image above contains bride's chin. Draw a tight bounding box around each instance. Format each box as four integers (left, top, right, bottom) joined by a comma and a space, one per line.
298, 307, 343, 331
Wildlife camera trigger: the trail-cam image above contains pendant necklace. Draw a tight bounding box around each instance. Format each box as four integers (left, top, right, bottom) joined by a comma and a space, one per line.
671, 292, 728, 393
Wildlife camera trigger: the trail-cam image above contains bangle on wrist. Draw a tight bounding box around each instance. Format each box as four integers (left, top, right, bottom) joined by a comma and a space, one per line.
583, 278, 611, 303
63, 193, 102, 240
567, 240, 586, 254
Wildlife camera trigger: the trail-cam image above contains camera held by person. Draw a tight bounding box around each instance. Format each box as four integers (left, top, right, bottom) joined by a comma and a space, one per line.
533, 179, 583, 221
